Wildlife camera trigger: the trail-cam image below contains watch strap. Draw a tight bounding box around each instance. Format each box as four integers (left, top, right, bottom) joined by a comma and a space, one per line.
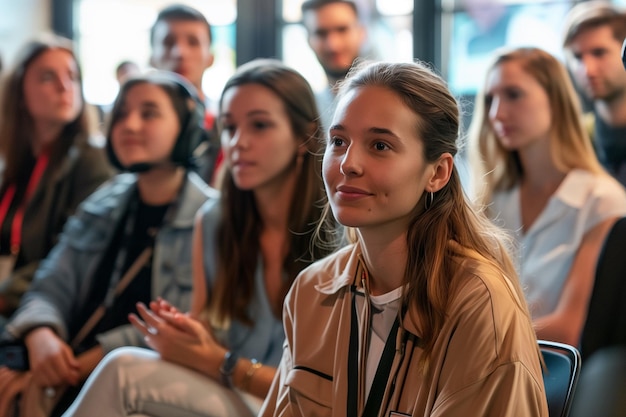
219, 350, 238, 387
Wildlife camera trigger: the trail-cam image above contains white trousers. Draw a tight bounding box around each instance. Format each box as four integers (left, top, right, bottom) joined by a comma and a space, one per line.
62, 347, 262, 417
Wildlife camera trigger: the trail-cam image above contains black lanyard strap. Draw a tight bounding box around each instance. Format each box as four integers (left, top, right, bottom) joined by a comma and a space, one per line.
364, 318, 399, 416
348, 287, 400, 417
347, 287, 359, 417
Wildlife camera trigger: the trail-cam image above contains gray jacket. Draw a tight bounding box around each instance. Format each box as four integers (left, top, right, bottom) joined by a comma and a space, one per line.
5, 172, 217, 354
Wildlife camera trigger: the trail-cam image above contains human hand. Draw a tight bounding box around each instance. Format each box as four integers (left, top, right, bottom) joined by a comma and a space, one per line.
152, 297, 204, 321
148, 297, 183, 320
24, 327, 80, 387
0, 367, 31, 417
129, 302, 226, 379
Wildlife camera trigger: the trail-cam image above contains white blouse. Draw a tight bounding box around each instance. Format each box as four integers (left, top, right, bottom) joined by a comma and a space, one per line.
491, 169, 626, 319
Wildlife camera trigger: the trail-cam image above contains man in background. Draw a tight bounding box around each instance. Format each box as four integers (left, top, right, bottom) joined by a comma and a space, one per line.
301, 0, 366, 129
563, 1, 626, 186
150, 4, 222, 186
115, 60, 141, 86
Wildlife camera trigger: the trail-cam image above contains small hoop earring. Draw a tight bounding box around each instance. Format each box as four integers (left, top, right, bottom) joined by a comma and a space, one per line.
295, 152, 305, 169
424, 191, 434, 211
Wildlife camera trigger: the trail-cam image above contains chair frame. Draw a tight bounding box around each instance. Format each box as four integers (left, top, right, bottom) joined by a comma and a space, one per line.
538, 340, 581, 417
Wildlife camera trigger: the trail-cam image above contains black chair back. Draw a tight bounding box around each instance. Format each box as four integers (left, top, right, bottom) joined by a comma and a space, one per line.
581, 217, 626, 360
539, 340, 581, 417
569, 346, 626, 417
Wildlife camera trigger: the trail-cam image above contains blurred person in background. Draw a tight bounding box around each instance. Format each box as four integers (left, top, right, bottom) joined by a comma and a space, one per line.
150, 4, 222, 187
0, 34, 112, 327
61, 59, 338, 417
470, 47, 626, 347
563, 1, 626, 186
0, 70, 216, 416
115, 60, 141, 87
301, 0, 366, 129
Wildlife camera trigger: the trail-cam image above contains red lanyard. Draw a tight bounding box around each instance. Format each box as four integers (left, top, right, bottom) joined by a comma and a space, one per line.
0, 152, 50, 254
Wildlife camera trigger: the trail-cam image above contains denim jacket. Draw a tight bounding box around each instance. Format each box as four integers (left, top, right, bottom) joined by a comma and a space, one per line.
5, 172, 218, 354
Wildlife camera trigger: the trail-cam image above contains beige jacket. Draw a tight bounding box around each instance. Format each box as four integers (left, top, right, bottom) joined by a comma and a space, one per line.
260, 242, 548, 417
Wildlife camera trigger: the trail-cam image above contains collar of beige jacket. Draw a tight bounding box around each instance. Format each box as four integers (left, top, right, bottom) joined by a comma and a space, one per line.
314, 243, 423, 338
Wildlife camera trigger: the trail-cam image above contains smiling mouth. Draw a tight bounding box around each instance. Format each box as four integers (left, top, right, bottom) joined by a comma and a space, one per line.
494, 125, 513, 136
335, 185, 373, 201
119, 139, 144, 147
233, 161, 255, 169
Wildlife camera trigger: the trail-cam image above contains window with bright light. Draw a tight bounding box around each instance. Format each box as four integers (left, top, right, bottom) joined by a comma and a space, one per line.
75, 0, 236, 107
441, 0, 582, 96
280, 0, 413, 93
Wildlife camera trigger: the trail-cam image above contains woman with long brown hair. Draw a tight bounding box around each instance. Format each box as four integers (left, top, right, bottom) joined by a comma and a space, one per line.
0, 69, 216, 416
261, 60, 548, 416
61, 59, 338, 417
0, 34, 112, 323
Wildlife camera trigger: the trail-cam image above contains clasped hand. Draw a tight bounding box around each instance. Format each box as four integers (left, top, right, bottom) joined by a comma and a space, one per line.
129, 298, 227, 380
0, 328, 78, 417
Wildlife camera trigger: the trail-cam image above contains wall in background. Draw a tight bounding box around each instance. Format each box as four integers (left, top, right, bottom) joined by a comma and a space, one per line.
0, 0, 51, 70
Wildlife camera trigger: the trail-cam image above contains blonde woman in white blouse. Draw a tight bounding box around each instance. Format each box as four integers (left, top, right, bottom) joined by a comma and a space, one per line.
470, 46, 626, 347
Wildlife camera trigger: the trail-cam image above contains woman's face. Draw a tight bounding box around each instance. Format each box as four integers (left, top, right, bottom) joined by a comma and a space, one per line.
111, 83, 181, 169
220, 83, 302, 192
485, 60, 552, 151
323, 85, 432, 233
22, 48, 82, 127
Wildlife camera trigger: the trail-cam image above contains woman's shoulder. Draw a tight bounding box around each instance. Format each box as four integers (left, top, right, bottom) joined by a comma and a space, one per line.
68, 140, 113, 175
444, 257, 540, 366
590, 172, 626, 200
292, 243, 356, 294
435, 257, 543, 392
564, 170, 626, 199
58, 175, 135, 242
195, 197, 222, 248
198, 196, 221, 221
186, 171, 219, 200
79, 174, 136, 211
71, 137, 107, 159
560, 170, 626, 216
175, 172, 219, 223
449, 255, 526, 323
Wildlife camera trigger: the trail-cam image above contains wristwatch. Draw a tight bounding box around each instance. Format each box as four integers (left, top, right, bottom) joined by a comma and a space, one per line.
219, 350, 239, 387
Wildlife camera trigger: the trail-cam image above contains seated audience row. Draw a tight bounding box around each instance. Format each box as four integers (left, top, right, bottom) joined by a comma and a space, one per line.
0, 67, 216, 415
0, 35, 113, 326
0, 2, 624, 416
60, 59, 548, 417
62, 57, 339, 417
